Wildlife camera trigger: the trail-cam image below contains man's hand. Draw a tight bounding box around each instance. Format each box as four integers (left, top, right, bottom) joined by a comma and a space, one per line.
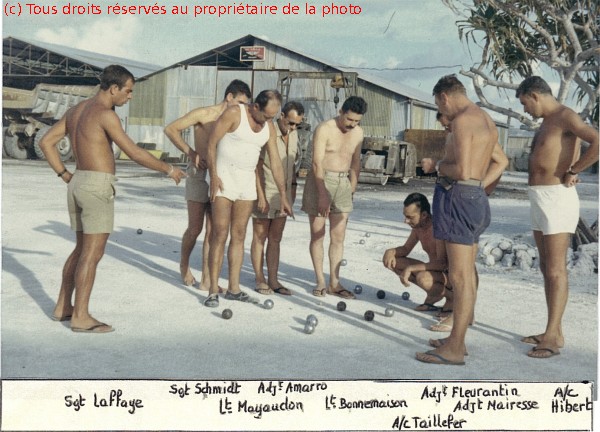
280, 196, 294, 218
382, 248, 396, 270
317, 194, 331, 218
209, 175, 223, 201
421, 158, 436, 174
168, 166, 186, 185
400, 267, 413, 287
257, 196, 269, 214
563, 171, 580, 187
61, 172, 73, 184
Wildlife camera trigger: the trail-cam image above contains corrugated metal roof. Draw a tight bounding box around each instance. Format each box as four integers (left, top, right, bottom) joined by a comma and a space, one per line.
4, 36, 161, 78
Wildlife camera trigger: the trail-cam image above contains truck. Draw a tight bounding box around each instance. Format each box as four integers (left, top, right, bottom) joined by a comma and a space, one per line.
3, 84, 98, 160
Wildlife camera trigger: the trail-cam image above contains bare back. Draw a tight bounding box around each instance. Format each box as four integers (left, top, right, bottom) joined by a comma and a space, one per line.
193, 103, 228, 155
67, 99, 117, 174
445, 105, 497, 180
317, 118, 363, 172
529, 106, 580, 186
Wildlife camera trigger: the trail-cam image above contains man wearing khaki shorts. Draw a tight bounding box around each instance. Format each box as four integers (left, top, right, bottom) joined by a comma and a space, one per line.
301, 96, 367, 299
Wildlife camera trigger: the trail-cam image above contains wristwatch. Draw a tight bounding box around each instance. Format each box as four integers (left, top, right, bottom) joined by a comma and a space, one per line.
567, 168, 578, 176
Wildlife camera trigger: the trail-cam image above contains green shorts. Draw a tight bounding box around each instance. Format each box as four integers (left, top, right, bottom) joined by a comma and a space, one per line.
67, 170, 117, 234
185, 165, 210, 203
301, 170, 353, 215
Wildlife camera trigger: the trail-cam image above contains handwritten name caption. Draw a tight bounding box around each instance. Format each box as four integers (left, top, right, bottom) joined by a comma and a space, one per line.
64, 389, 143, 414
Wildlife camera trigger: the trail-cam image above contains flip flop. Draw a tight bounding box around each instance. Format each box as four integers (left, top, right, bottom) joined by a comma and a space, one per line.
255, 282, 274, 295
273, 286, 292, 296
415, 303, 440, 312
203, 294, 219, 308
527, 347, 560, 359
327, 288, 355, 299
521, 335, 542, 345
416, 350, 465, 366
428, 338, 469, 355
51, 314, 72, 322
429, 322, 452, 332
224, 290, 252, 302
312, 287, 327, 297
71, 323, 114, 334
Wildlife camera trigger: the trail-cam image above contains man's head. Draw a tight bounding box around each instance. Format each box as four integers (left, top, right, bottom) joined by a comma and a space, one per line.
224, 79, 252, 106
251, 90, 283, 125
337, 96, 368, 133
516, 76, 553, 119
403, 192, 431, 228
432, 74, 467, 120
278, 101, 305, 135
100, 65, 135, 106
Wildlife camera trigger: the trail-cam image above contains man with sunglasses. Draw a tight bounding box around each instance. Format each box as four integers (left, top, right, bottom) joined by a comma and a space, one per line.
251, 101, 305, 296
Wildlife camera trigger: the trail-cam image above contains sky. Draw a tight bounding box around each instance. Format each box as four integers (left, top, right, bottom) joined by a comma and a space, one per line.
1, 0, 573, 123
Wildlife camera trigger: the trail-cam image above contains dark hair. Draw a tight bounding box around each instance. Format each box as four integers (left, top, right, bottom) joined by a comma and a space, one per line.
255, 90, 283, 111
224, 79, 251, 100
341, 96, 368, 114
403, 192, 431, 215
99, 65, 135, 91
516, 76, 553, 98
432, 74, 466, 96
282, 101, 305, 116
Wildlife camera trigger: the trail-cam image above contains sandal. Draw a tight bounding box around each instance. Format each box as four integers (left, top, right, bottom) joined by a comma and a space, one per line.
312, 287, 327, 297
255, 282, 274, 295
273, 285, 292, 296
415, 303, 440, 312
224, 290, 251, 302
327, 287, 355, 299
203, 294, 219, 308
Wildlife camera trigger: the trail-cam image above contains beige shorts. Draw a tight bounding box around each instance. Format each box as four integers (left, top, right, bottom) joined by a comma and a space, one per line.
301, 171, 353, 215
185, 165, 210, 203
67, 170, 117, 234
528, 184, 579, 235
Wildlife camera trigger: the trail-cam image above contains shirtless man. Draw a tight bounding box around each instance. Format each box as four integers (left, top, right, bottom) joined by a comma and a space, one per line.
301, 96, 368, 299
516, 76, 599, 359
415, 75, 502, 366
39, 65, 185, 333
382, 193, 449, 311
251, 101, 305, 295
204, 90, 292, 307
164, 80, 251, 289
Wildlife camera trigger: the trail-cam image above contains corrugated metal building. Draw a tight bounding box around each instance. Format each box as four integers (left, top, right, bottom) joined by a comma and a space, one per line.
127, 34, 496, 157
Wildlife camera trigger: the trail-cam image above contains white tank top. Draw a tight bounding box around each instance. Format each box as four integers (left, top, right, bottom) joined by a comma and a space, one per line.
217, 105, 270, 172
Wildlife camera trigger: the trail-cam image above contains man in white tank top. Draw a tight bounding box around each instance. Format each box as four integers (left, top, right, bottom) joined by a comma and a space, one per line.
204, 90, 292, 307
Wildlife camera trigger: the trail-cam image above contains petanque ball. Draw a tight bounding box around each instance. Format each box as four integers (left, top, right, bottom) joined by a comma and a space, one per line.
337, 301, 347, 311
304, 323, 315, 334
341, 259, 347, 266
306, 314, 318, 327
402, 291, 410, 300
137, 228, 143, 234
221, 309, 233, 320
385, 307, 394, 317
264, 299, 274, 310
364, 310, 375, 321
377, 290, 386, 299
365, 232, 371, 238
354, 284, 363, 294
359, 239, 365, 245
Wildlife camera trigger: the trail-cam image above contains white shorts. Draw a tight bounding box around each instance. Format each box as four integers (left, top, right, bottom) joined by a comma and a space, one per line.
528, 184, 579, 235
213, 164, 257, 202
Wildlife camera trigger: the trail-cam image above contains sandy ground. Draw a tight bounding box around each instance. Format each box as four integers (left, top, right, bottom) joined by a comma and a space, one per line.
1, 159, 598, 384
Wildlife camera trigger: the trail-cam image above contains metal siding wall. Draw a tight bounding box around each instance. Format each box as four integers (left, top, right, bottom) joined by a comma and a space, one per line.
357, 83, 391, 137
216, 70, 253, 99
128, 73, 166, 126
390, 99, 410, 140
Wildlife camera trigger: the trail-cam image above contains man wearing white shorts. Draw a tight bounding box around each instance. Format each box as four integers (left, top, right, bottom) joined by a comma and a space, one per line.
517, 76, 598, 359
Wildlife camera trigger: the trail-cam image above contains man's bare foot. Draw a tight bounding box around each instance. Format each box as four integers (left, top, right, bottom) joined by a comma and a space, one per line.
521, 334, 564, 348
327, 284, 355, 299
429, 313, 474, 332
416, 345, 465, 366
71, 316, 114, 333
198, 283, 225, 293
180, 266, 197, 286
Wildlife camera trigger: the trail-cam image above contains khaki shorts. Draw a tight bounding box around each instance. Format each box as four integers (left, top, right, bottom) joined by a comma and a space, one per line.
301, 171, 353, 215
185, 165, 210, 203
67, 170, 117, 234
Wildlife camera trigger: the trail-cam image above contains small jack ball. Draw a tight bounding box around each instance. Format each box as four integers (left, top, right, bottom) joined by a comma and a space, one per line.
306, 314, 318, 327
337, 301, 347, 311
341, 259, 347, 266
365, 232, 371, 238
137, 229, 143, 234
402, 292, 410, 300
377, 290, 386, 299
364, 310, 375, 321
221, 309, 233, 319
304, 323, 315, 334
359, 239, 365, 245
385, 307, 394, 317
264, 299, 274, 309
354, 285, 363, 294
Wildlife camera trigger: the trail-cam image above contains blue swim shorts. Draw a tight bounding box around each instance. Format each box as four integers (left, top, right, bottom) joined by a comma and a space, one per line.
432, 182, 490, 245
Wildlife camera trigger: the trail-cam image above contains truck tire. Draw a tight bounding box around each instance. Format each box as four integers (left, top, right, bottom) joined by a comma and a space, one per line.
3, 132, 28, 159
34, 126, 73, 161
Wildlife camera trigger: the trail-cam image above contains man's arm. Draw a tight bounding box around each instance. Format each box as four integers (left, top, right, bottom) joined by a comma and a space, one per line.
349, 130, 363, 193
382, 230, 418, 269
565, 111, 599, 174
103, 111, 185, 184
39, 116, 73, 184
483, 142, 509, 195
437, 116, 473, 180
311, 123, 330, 217
164, 109, 207, 167
255, 156, 268, 214
264, 122, 292, 216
